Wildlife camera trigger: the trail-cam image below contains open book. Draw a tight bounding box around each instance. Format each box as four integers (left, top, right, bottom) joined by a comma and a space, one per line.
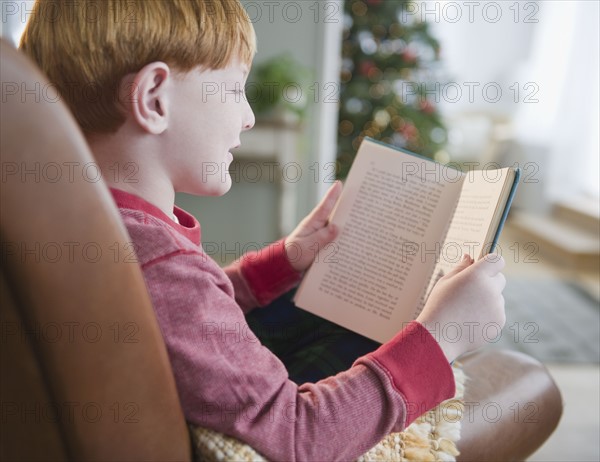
293, 137, 520, 344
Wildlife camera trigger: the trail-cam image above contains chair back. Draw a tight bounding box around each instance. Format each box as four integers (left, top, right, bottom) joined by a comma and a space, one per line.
0, 39, 191, 462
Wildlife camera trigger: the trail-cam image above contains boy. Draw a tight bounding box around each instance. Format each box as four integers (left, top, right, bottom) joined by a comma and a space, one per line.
20, 1, 506, 460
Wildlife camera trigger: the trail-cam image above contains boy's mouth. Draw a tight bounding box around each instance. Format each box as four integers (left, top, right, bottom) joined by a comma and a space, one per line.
228, 144, 240, 162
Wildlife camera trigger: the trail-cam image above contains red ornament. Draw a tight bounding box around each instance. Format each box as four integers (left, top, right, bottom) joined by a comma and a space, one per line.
401, 122, 418, 141
419, 99, 435, 114
359, 60, 376, 76
401, 49, 417, 64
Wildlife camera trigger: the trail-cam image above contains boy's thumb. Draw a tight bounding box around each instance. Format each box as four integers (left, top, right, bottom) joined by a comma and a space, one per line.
445, 254, 473, 277
317, 222, 338, 243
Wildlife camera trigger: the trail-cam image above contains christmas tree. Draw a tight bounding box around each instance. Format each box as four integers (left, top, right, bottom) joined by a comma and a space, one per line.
337, 0, 447, 178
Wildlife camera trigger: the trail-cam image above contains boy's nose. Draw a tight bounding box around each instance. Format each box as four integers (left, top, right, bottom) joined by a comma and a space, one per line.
243, 106, 255, 131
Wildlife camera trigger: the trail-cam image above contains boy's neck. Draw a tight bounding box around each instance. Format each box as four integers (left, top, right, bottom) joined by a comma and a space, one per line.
86, 132, 176, 218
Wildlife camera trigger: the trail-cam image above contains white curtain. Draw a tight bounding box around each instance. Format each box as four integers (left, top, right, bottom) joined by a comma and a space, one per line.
513, 0, 600, 200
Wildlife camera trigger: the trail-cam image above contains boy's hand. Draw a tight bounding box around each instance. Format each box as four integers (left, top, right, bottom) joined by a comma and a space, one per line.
416, 254, 506, 363
285, 181, 343, 272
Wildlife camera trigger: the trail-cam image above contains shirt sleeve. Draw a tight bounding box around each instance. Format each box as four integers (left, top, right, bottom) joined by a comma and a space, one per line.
224, 238, 303, 314
142, 251, 456, 462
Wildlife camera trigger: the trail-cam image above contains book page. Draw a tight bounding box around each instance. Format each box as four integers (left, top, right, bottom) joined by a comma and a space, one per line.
294, 139, 464, 344
420, 168, 514, 307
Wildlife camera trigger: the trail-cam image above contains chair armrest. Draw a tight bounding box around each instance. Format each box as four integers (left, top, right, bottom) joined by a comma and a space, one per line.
457, 349, 563, 461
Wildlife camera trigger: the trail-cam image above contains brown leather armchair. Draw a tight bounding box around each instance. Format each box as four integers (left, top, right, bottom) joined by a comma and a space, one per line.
1, 38, 562, 462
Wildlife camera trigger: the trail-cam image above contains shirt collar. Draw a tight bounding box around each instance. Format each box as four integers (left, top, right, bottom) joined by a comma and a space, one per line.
109, 187, 201, 245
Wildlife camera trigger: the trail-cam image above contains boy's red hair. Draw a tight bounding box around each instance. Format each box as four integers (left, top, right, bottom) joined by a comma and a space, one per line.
20, 0, 256, 134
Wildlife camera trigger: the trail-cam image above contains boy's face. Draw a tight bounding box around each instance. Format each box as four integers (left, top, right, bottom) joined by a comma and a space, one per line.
166, 58, 255, 196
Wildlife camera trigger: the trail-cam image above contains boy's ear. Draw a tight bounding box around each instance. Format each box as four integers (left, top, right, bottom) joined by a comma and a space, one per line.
126, 62, 170, 135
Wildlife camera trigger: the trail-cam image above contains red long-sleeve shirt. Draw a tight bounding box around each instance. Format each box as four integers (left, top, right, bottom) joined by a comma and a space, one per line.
111, 188, 455, 461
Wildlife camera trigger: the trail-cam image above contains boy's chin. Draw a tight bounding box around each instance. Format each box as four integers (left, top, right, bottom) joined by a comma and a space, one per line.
211, 183, 232, 196
178, 172, 233, 196
190, 179, 233, 197
210, 176, 233, 196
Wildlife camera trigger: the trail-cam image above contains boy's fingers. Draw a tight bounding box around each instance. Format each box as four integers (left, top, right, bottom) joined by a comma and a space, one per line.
444, 254, 473, 278
493, 272, 507, 292
474, 254, 505, 276
310, 180, 343, 224
315, 222, 338, 244
296, 223, 338, 258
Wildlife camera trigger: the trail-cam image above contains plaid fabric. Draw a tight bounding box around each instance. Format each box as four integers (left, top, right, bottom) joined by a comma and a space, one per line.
246, 289, 381, 384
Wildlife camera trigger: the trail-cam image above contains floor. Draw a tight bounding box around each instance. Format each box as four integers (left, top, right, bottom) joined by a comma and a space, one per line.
528, 363, 600, 462
497, 227, 600, 461
489, 277, 599, 363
